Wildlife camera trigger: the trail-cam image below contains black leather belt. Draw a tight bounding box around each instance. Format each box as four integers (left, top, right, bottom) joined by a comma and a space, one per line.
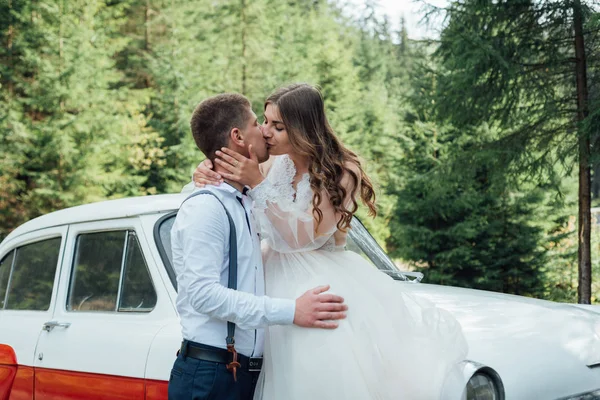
180, 341, 263, 372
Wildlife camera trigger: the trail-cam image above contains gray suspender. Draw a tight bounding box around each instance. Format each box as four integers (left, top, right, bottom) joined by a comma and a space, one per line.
182, 190, 242, 378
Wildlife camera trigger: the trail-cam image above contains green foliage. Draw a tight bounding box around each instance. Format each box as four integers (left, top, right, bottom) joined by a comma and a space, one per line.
390, 0, 600, 301
0, 0, 166, 239
543, 214, 600, 304
430, 0, 600, 183
2, 0, 596, 303
387, 65, 549, 296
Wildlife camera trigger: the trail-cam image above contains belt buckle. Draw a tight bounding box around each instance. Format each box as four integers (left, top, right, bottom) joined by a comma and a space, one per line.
248, 357, 263, 372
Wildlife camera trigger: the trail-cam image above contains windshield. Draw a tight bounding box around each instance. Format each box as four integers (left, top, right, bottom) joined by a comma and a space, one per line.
154, 214, 418, 289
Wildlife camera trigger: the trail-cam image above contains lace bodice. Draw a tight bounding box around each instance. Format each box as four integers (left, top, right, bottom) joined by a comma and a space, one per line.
248, 155, 344, 253
250, 155, 311, 209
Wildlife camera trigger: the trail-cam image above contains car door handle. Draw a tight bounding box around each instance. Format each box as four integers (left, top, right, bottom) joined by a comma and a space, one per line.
43, 320, 71, 332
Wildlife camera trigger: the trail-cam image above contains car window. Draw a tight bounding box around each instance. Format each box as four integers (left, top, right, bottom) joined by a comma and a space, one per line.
157, 215, 175, 268
347, 218, 400, 273
0, 250, 15, 309
155, 213, 177, 289
68, 230, 156, 313
119, 233, 157, 312
345, 234, 377, 267
4, 238, 61, 311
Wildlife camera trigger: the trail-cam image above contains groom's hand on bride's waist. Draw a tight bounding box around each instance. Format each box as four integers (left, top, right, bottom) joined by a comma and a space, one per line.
293, 285, 348, 329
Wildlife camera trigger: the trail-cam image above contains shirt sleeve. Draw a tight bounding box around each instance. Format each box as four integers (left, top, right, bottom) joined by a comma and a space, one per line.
181, 180, 195, 193
175, 195, 295, 328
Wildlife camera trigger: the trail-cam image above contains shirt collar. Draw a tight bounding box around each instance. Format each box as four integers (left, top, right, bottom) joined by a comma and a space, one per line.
216, 182, 248, 198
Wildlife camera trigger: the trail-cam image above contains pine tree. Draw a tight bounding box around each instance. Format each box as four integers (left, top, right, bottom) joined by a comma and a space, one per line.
386, 51, 548, 297
429, 0, 600, 303
0, 0, 160, 239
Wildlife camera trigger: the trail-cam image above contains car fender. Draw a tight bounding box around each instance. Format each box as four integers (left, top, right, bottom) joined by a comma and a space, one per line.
0, 344, 18, 400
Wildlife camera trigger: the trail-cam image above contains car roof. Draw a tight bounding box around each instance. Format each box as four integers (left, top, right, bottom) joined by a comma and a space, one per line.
3, 193, 188, 245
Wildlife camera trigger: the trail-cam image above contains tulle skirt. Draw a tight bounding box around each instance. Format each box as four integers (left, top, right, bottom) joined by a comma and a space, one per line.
254, 247, 468, 400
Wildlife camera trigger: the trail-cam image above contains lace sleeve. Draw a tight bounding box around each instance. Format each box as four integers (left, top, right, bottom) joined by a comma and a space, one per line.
248, 156, 341, 253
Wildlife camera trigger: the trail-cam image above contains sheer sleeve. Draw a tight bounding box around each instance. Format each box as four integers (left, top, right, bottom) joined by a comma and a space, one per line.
248, 156, 353, 253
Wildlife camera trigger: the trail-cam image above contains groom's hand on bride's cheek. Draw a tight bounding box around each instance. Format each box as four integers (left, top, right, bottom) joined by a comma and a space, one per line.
293, 285, 348, 329
193, 159, 223, 187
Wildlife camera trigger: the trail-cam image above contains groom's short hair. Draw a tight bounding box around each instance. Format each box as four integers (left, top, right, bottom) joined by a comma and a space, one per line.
190, 93, 252, 161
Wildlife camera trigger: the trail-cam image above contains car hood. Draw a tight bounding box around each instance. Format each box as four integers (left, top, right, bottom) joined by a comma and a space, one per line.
396, 282, 600, 398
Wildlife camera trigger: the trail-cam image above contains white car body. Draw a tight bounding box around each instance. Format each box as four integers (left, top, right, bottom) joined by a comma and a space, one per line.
0, 194, 599, 399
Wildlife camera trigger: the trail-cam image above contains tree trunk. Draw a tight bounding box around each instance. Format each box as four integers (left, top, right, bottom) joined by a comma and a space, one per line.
241, 0, 247, 95
145, 0, 150, 52
59, 0, 65, 111
144, 0, 151, 88
7, 0, 14, 95
573, 0, 592, 304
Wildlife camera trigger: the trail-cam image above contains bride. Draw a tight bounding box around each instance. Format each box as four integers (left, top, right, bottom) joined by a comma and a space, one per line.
194, 83, 468, 399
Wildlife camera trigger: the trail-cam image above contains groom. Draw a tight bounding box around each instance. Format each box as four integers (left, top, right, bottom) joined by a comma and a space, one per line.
168, 93, 348, 400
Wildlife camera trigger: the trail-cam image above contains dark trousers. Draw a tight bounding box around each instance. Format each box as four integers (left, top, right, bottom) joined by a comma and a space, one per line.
167, 343, 260, 400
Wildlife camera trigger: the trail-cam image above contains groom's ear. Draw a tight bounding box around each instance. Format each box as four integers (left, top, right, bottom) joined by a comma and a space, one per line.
229, 127, 244, 147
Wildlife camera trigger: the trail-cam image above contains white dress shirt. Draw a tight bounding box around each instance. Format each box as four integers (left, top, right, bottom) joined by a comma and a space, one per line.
172, 183, 295, 357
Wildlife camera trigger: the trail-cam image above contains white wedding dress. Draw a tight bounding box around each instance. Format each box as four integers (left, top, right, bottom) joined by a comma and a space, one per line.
249, 155, 468, 400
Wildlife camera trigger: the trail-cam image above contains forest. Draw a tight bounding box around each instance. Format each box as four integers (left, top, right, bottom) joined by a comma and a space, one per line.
1, 0, 599, 303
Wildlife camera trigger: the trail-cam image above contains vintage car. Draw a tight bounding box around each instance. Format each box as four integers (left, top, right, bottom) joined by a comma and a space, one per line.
0, 193, 599, 400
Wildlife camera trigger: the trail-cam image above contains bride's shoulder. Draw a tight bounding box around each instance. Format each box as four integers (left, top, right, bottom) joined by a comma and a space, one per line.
259, 156, 277, 176
260, 155, 292, 177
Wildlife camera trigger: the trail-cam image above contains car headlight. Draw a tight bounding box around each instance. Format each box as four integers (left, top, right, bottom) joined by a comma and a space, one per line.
466, 373, 500, 400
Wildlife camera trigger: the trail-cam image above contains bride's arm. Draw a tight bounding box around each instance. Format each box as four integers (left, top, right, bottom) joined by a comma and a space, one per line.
191, 155, 275, 188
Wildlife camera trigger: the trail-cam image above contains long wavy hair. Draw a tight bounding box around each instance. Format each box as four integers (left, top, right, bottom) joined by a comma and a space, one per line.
265, 83, 377, 231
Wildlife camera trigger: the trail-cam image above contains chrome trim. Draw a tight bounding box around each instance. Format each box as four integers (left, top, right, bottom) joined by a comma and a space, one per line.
383, 270, 424, 283
115, 230, 130, 311
460, 360, 505, 400
348, 217, 413, 280
2, 249, 17, 309
556, 388, 600, 400
401, 271, 424, 282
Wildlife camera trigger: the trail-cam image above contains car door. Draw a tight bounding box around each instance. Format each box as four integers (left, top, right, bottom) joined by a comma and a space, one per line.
0, 226, 68, 400
33, 218, 171, 400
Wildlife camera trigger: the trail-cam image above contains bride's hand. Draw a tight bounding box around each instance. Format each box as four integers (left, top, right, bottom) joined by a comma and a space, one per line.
193, 159, 223, 187
215, 146, 265, 188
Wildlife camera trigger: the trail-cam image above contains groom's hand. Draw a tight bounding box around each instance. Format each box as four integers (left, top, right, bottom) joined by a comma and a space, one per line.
294, 285, 348, 329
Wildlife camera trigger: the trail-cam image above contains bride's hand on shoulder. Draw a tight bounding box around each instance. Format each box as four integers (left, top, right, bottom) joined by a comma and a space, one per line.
193, 159, 223, 187
216, 146, 265, 188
